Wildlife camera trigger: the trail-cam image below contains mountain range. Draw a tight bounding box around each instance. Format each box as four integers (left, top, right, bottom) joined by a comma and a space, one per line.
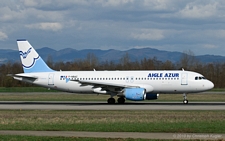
0, 47, 225, 64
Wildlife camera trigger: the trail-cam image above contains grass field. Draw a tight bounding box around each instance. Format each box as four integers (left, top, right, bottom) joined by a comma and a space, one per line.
0, 135, 163, 141
0, 110, 224, 133
0, 87, 58, 92
0, 87, 225, 102
0, 93, 224, 102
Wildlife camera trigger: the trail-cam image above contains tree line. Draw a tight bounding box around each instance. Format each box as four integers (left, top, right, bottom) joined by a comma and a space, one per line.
0, 51, 224, 88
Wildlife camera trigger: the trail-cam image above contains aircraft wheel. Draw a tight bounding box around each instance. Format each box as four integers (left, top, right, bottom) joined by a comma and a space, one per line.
107, 98, 115, 104
183, 93, 188, 104
117, 97, 125, 104
183, 99, 188, 104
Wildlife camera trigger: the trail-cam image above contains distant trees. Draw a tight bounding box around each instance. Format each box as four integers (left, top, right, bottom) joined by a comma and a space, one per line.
1, 51, 225, 88
178, 50, 199, 70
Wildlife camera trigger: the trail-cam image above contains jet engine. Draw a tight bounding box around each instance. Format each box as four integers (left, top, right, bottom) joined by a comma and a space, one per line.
146, 93, 159, 100
123, 88, 146, 101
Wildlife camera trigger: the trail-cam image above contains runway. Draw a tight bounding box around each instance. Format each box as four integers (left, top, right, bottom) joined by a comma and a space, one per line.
0, 101, 225, 110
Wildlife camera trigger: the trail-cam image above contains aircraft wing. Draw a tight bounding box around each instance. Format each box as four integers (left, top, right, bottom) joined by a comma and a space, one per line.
72, 80, 140, 92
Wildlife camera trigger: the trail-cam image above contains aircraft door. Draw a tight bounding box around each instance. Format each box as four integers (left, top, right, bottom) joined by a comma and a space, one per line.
48, 73, 54, 85
181, 73, 188, 85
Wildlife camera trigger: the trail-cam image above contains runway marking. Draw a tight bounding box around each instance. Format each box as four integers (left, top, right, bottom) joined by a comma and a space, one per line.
0, 131, 224, 140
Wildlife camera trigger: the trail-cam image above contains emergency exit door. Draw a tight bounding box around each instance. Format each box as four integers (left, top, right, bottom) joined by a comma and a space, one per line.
181, 73, 188, 85
48, 73, 54, 85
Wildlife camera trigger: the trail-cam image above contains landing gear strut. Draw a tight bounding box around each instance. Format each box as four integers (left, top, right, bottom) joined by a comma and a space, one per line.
117, 97, 125, 104
183, 93, 188, 104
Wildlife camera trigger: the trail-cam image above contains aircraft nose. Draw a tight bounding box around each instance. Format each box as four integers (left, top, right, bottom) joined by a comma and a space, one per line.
207, 80, 214, 90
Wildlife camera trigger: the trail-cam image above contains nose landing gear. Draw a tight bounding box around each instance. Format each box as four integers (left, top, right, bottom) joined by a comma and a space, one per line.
183, 93, 188, 104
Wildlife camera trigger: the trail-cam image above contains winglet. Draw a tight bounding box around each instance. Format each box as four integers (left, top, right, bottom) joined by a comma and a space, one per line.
17, 39, 55, 73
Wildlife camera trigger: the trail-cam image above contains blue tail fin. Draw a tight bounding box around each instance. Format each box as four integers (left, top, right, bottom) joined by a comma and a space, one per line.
17, 39, 55, 73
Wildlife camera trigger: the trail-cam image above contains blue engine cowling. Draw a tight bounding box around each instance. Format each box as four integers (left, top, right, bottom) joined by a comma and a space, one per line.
146, 93, 159, 100
123, 88, 146, 101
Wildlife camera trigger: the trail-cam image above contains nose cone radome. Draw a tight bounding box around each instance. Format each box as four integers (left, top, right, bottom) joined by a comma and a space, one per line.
207, 80, 214, 90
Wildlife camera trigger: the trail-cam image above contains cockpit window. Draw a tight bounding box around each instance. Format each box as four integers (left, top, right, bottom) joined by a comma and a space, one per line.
195, 76, 206, 80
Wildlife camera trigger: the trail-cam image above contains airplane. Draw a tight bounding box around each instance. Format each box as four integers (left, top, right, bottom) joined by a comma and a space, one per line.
8, 39, 214, 104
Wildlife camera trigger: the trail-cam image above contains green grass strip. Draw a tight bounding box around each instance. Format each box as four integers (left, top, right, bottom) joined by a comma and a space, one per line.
0, 135, 154, 141
0, 87, 58, 92
0, 93, 224, 102
0, 110, 225, 133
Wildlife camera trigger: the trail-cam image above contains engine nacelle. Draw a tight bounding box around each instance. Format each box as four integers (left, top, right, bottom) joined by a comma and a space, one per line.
146, 93, 159, 100
123, 88, 146, 101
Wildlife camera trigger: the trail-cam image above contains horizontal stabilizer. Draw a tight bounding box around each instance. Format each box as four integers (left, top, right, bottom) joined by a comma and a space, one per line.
7, 74, 37, 82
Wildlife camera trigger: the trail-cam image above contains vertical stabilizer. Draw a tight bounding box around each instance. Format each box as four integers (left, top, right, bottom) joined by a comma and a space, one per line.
17, 39, 54, 73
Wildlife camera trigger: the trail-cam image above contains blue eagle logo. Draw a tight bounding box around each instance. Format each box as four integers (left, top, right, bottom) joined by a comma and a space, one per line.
20, 47, 32, 59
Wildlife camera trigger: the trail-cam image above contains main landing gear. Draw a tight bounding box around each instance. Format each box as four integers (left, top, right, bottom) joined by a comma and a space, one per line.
107, 97, 125, 104
107, 98, 115, 104
183, 93, 188, 104
117, 97, 125, 104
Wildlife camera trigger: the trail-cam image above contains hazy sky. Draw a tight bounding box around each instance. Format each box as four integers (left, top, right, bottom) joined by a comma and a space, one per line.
1, 0, 225, 56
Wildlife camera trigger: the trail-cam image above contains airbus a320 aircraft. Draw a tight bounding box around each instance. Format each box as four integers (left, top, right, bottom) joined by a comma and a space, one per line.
9, 39, 214, 104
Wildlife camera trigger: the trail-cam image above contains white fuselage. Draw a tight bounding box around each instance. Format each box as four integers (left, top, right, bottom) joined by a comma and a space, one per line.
16, 70, 214, 94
